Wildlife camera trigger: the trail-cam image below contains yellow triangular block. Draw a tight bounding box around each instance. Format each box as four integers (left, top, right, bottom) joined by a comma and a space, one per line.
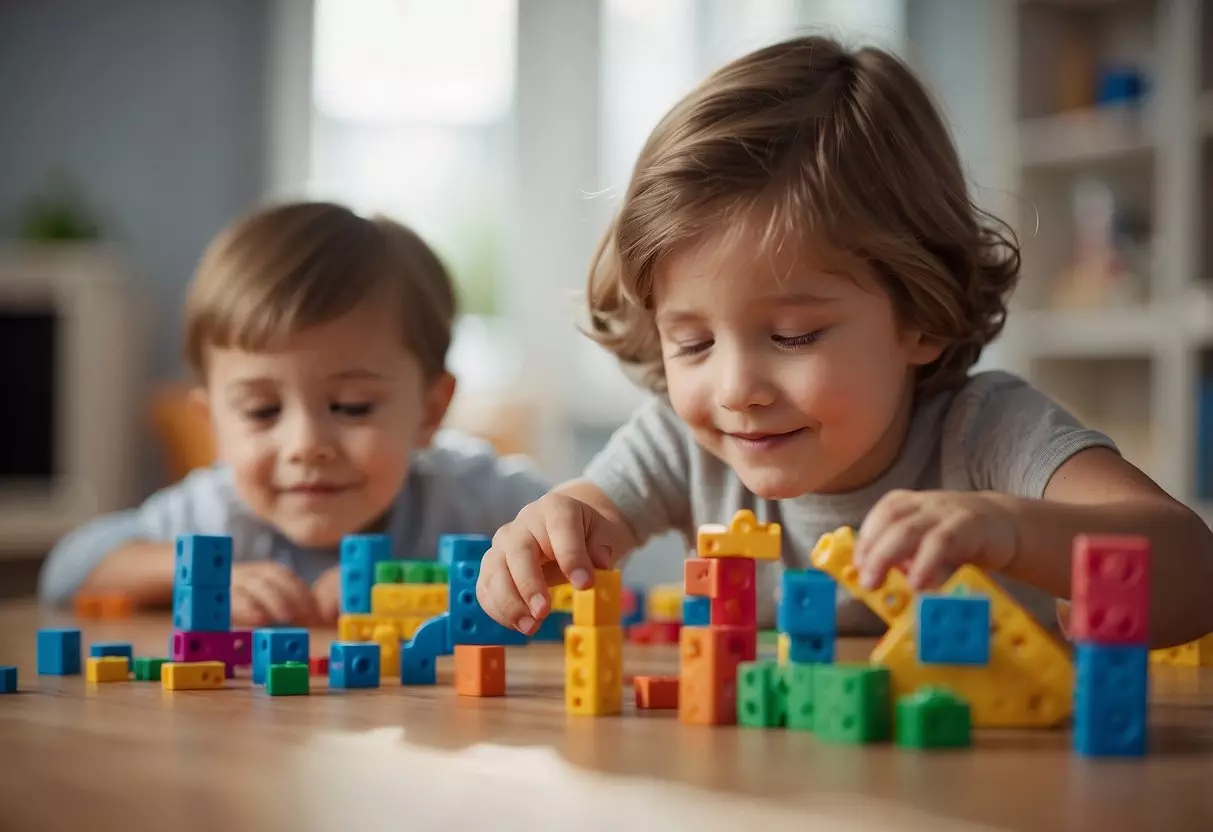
696, 509, 781, 560
809, 525, 913, 625
1151, 633, 1213, 666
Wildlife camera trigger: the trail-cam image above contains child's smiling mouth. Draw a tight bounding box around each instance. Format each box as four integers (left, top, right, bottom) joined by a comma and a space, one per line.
724, 427, 807, 452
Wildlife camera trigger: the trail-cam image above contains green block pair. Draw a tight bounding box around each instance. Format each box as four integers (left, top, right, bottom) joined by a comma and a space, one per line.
266, 661, 309, 696
374, 559, 448, 585
812, 664, 892, 743
132, 657, 166, 681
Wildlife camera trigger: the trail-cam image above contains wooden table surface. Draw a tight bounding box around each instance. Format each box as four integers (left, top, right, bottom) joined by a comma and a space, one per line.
1, 600, 1212, 832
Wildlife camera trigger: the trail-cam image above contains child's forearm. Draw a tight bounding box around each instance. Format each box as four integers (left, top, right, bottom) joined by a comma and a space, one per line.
991, 493, 1213, 647
78, 541, 177, 607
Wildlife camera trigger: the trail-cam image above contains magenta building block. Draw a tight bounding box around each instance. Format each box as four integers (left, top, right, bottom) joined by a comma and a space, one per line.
171, 630, 253, 673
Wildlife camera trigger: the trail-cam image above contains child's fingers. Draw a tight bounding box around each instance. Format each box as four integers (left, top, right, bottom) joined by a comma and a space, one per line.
260, 565, 321, 623
856, 489, 919, 565
231, 586, 271, 628
505, 544, 550, 624
476, 559, 533, 634
247, 577, 296, 624
858, 512, 936, 589
540, 502, 596, 590
906, 518, 969, 589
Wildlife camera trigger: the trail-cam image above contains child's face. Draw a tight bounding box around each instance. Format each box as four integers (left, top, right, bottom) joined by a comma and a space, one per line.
653, 228, 941, 500
200, 298, 454, 548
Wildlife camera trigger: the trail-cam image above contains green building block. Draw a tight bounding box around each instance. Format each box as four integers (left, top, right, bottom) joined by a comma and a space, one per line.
812, 664, 891, 743
132, 657, 167, 681
266, 661, 309, 696
401, 561, 434, 584
431, 563, 449, 584
895, 687, 971, 749
785, 662, 816, 731
375, 560, 405, 584
737, 661, 787, 728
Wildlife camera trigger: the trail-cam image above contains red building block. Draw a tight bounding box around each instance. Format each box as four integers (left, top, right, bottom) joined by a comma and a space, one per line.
684, 557, 756, 599
627, 621, 681, 645
678, 626, 758, 725
309, 656, 329, 676
634, 675, 679, 709
1070, 534, 1150, 644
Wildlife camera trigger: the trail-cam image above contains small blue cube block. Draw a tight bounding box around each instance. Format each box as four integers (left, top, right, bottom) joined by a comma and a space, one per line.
175, 534, 233, 587
532, 611, 571, 642
449, 559, 527, 646
253, 628, 310, 685
788, 633, 835, 664
89, 642, 134, 668
36, 628, 82, 675
622, 586, 646, 628
329, 642, 380, 689
0, 666, 16, 693
683, 596, 710, 626
173, 585, 231, 632
915, 595, 990, 666
400, 645, 437, 685
777, 569, 837, 637
340, 534, 393, 614
1074, 643, 1148, 756
439, 534, 491, 566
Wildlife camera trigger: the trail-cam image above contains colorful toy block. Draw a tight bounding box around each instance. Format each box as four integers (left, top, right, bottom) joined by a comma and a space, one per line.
439, 534, 491, 565
431, 563, 450, 584
777, 569, 837, 636
340, 533, 393, 614
633, 675, 679, 709
786, 633, 834, 664
455, 645, 506, 697
915, 594, 991, 666
266, 662, 309, 696
784, 663, 816, 730
403, 561, 436, 583
1150, 634, 1213, 666
375, 560, 405, 584
89, 641, 134, 665
1070, 534, 1150, 645
684, 557, 756, 599
646, 584, 683, 621
372, 624, 401, 678
172, 586, 232, 632
400, 613, 452, 685
550, 584, 575, 613
1074, 643, 1148, 756
621, 586, 646, 628
810, 526, 912, 625
683, 596, 710, 626
175, 534, 233, 587
74, 593, 133, 619
696, 509, 781, 560
812, 664, 892, 744
777, 632, 790, 666
170, 630, 252, 672
448, 558, 527, 646
533, 611, 571, 642
626, 621, 681, 645
737, 661, 787, 728
895, 687, 972, 749
0, 666, 17, 693
37, 628, 82, 675
329, 642, 380, 689
371, 583, 448, 617
573, 569, 622, 626
253, 628, 310, 684
309, 656, 329, 676
678, 626, 757, 725
132, 657, 167, 681
565, 625, 623, 714
162, 661, 225, 690
87, 656, 130, 683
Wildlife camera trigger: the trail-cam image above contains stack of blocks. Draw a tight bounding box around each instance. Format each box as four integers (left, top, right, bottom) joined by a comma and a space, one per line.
1070, 534, 1151, 757
339, 534, 447, 644
254, 628, 310, 695
443, 535, 526, 696
565, 569, 624, 715
627, 583, 681, 645
165, 534, 249, 690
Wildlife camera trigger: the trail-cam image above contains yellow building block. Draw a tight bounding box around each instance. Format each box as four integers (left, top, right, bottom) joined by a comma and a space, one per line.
372, 624, 400, 678
565, 625, 623, 715
777, 632, 790, 667
1151, 634, 1213, 666
86, 656, 129, 683
870, 565, 1074, 728
573, 569, 622, 626
550, 584, 574, 613
809, 526, 913, 626
161, 661, 225, 691
647, 584, 683, 622
371, 583, 448, 617
696, 509, 781, 560
339, 614, 379, 641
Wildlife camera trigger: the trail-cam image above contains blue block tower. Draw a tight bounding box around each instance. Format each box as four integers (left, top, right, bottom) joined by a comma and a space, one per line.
173, 534, 233, 631
777, 569, 837, 664
446, 535, 527, 646
340, 534, 393, 614
915, 595, 991, 665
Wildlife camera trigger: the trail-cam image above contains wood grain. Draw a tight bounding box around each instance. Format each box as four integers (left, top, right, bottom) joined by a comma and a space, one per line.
1, 600, 1211, 832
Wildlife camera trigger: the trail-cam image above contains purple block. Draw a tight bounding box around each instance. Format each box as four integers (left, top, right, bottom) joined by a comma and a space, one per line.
171, 630, 253, 673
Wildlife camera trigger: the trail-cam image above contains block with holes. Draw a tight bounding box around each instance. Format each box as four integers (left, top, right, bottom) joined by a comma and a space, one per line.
896, 687, 972, 749
400, 613, 451, 685
785, 663, 816, 730
1074, 643, 1148, 756
372, 623, 401, 678
340, 533, 393, 614
564, 625, 623, 714
682, 596, 710, 627
86, 656, 129, 683
371, 583, 448, 618
812, 664, 892, 744
777, 569, 837, 636
737, 660, 787, 728
173, 585, 232, 632
810, 526, 912, 625
1150, 633, 1213, 666
175, 534, 233, 587
266, 662, 309, 696
683, 557, 756, 599
252, 628, 310, 684
162, 661, 225, 690
786, 633, 835, 664
329, 642, 380, 689
915, 594, 991, 666
572, 570, 622, 627
633, 675, 679, 710
1070, 534, 1150, 645
696, 509, 781, 560
678, 625, 757, 725
455, 645, 506, 697
439, 534, 492, 565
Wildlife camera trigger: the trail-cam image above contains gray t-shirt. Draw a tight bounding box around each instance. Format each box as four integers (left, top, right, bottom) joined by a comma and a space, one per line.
38, 430, 552, 606
584, 370, 1117, 632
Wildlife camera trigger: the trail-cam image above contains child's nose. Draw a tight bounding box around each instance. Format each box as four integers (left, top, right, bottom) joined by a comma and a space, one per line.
285, 414, 337, 464
715, 349, 775, 411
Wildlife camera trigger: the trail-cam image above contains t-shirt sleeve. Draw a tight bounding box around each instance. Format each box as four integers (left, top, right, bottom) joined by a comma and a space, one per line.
946, 370, 1120, 497
582, 395, 693, 545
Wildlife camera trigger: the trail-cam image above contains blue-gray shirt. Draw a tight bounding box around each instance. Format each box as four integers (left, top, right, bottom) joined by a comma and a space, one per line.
38, 431, 552, 605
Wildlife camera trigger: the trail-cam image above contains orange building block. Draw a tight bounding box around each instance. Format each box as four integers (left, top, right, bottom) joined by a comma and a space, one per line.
454, 645, 506, 697
683, 557, 755, 599
74, 593, 133, 619
678, 626, 757, 725
634, 675, 679, 709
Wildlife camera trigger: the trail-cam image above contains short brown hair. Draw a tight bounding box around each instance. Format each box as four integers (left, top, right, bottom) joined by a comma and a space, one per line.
185, 201, 455, 378
587, 35, 1019, 395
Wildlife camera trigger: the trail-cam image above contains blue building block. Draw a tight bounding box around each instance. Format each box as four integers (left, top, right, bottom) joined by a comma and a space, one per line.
449, 559, 527, 646
329, 642, 380, 689
400, 613, 453, 685
438, 534, 491, 566
37, 628, 82, 675
622, 586, 646, 628
683, 596, 710, 626
915, 595, 990, 666
777, 569, 837, 637
173, 585, 232, 632
253, 628, 310, 685
0, 666, 16, 693
339, 534, 393, 614
1074, 643, 1148, 757
174, 534, 233, 587
788, 633, 835, 664
533, 611, 572, 642
89, 642, 134, 668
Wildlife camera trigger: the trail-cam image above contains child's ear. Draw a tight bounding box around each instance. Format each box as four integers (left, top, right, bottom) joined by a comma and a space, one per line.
417, 371, 457, 447
188, 385, 213, 428
905, 330, 945, 367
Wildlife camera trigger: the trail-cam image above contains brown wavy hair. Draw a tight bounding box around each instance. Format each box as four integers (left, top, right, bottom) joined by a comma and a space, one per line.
586, 35, 1019, 395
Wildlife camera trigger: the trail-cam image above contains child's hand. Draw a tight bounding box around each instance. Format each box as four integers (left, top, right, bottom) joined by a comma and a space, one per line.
853, 490, 1019, 591
477, 493, 628, 634
311, 565, 342, 625
230, 562, 321, 627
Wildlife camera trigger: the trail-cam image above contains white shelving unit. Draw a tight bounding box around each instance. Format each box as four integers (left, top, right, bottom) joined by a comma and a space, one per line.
996, 0, 1211, 515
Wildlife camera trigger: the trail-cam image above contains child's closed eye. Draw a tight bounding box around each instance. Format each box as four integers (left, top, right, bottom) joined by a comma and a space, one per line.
243, 404, 281, 423
332, 401, 375, 417
772, 328, 826, 350
669, 339, 713, 358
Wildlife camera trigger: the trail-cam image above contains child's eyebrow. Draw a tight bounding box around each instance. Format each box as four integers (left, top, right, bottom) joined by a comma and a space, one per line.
328, 368, 390, 381
760, 290, 841, 306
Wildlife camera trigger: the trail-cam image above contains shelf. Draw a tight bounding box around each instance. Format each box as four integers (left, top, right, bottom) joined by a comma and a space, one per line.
1017, 105, 1155, 168
1008, 305, 1169, 359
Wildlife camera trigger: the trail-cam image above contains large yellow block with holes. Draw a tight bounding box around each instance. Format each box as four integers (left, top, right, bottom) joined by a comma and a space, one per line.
810, 526, 913, 625
339, 614, 426, 642
86, 656, 129, 683
372, 624, 400, 678
371, 583, 448, 617
1151, 634, 1213, 666
647, 584, 683, 622
162, 661, 225, 691
696, 509, 781, 560
572, 570, 621, 626
565, 625, 623, 715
